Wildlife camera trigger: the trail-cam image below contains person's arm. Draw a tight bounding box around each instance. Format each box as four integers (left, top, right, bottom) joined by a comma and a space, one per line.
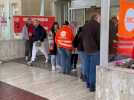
40, 27, 47, 42
94, 23, 100, 49
21, 25, 27, 40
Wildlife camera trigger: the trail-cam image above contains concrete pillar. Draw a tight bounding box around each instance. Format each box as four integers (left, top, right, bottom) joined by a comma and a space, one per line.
100, 0, 110, 67
40, 0, 45, 16
3, 0, 11, 40
51, 0, 56, 16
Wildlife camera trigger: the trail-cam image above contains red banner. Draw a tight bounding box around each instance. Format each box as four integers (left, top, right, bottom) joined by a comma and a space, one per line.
13, 16, 55, 37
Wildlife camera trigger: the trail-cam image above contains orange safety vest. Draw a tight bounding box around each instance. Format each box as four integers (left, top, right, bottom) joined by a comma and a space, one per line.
117, 0, 134, 57
55, 25, 74, 50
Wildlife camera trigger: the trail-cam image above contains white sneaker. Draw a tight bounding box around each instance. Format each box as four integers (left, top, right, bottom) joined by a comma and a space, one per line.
45, 59, 48, 63
0, 61, 2, 64
52, 65, 56, 71
25, 56, 28, 61
56, 65, 62, 73
27, 61, 33, 66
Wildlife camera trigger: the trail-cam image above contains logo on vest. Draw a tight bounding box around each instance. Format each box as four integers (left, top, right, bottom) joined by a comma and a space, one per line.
125, 8, 134, 32
60, 31, 67, 39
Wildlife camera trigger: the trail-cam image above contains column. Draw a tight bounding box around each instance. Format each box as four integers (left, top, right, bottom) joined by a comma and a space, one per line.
100, 0, 110, 67
40, 0, 45, 16
3, 0, 11, 40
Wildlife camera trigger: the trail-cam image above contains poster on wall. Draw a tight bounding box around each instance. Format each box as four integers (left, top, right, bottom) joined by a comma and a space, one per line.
13, 16, 55, 39
117, 0, 134, 56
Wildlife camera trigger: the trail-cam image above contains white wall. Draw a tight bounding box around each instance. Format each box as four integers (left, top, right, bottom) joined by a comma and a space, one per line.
0, 40, 25, 61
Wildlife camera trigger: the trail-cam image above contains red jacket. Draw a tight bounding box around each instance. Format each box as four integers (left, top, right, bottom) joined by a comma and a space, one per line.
28, 24, 34, 41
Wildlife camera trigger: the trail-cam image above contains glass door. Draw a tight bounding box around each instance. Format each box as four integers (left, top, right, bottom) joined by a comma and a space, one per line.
69, 8, 85, 27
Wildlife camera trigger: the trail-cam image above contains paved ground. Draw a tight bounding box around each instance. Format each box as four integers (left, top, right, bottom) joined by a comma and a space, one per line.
0, 62, 95, 100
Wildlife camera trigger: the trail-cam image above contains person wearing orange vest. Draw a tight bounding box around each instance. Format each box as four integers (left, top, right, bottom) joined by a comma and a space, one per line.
55, 21, 74, 74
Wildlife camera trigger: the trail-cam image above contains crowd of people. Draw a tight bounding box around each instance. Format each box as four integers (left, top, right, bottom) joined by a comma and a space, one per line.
22, 14, 118, 92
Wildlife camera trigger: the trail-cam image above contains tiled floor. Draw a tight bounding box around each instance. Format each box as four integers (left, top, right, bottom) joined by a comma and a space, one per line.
0, 62, 95, 100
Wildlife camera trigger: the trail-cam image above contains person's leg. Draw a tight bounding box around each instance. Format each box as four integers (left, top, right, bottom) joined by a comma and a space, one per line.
71, 54, 74, 69
71, 53, 78, 70
84, 53, 91, 88
31, 42, 38, 62
25, 40, 29, 61
88, 52, 100, 92
44, 39, 49, 62
56, 48, 62, 72
51, 55, 56, 71
65, 49, 72, 74
78, 51, 86, 81
29, 41, 33, 60
58, 48, 66, 73
73, 54, 78, 69
39, 42, 49, 63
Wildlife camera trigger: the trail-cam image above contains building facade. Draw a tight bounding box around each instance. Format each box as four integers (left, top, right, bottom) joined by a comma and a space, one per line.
69, 0, 119, 27
0, 0, 119, 60
0, 0, 71, 60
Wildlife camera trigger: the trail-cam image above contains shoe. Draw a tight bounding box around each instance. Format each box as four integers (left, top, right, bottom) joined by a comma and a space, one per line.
89, 87, 96, 92
86, 83, 90, 88
56, 65, 62, 73
45, 59, 48, 63
0, 61, 3, 64
25, 56, 28, 61
52, 65, 56, 71
27, 61, 34, 66
80, 73, 85, 82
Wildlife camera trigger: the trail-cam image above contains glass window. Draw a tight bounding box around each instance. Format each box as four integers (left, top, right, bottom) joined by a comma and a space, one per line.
70, 9, 85, 27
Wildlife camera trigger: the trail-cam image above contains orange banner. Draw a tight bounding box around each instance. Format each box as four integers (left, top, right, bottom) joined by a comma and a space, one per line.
117, 0, 134, 56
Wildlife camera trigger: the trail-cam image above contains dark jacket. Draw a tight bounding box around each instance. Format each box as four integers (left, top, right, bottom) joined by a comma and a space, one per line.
109, 22, 118, 54
72, 27, 84, 51
33, 25, 47, 42
49, 30, 57, 55
79, 20, 100, 54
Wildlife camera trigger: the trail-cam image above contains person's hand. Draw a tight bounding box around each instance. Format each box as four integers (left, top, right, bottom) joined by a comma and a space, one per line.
29, 32, 32, 37
36, 41, 41, 47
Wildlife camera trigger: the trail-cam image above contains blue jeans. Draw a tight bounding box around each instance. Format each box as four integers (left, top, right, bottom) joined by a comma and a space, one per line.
78, 51, 86, 76
51, 55, 56, 66
58, 48, 71, 74
84, 52, 100, 89
56, 50, 61, 66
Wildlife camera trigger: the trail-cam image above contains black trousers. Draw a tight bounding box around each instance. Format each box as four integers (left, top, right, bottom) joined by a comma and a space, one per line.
25, 40, 33, 60
71, 54, 78, 69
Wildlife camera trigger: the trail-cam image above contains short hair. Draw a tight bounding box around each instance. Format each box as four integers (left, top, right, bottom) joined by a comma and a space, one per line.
64, 20, 69, 25
91, 14, 98, 21
34, 19, 40, 22
27, 17, 32, 21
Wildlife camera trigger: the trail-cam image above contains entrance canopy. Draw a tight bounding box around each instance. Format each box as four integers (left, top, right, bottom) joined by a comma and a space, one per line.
70, 0, 119, 9
70, 0, 100, 9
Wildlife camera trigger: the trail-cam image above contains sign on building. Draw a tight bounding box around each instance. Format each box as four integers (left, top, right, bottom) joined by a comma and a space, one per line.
13, 16, 55, 39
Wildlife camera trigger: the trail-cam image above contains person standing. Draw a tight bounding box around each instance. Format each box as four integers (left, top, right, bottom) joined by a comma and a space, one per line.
79, 14, 100, 92
48, 22, 59, 71
22, 18, 34, 61
72, 26, 86, 81
28, 19, 48, 65
55, 21, 74, 74
109, 16, 118, 61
